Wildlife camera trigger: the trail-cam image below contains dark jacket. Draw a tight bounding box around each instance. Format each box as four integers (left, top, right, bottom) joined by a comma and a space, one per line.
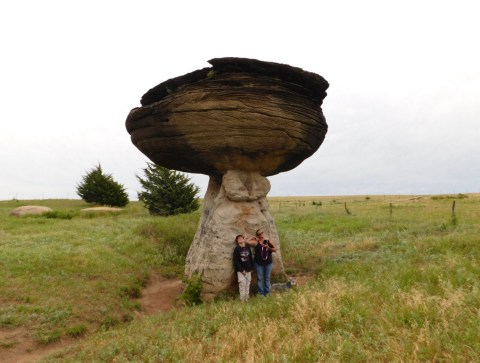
233, 245, 254, 272
254, 240, 274, 265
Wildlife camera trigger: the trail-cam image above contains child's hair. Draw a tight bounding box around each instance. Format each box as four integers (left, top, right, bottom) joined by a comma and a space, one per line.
235, 234, 244, 243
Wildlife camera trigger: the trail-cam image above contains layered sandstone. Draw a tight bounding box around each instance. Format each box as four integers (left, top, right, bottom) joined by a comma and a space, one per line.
125, 57, 328, 176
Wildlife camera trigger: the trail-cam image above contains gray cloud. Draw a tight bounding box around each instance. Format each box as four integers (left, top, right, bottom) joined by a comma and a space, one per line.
1, 1, 479, 201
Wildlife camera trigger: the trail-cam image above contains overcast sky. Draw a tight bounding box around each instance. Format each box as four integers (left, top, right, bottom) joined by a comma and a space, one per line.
1, 0, 479, 201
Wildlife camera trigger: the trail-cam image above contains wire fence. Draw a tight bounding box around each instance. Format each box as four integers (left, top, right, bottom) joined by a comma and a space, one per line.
268, 194, 480, 222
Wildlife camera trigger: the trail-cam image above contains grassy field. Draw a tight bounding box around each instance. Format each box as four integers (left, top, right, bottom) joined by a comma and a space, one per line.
0, 200, 198, 347
1, 194, 479, 362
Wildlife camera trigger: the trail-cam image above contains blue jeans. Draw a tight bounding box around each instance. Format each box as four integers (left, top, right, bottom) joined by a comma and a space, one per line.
255, 262, 273, 296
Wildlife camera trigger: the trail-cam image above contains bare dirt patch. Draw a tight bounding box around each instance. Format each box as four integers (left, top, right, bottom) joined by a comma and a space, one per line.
138, 275, 183, 315
291, 274, 315, 287
0, 328, 74, 363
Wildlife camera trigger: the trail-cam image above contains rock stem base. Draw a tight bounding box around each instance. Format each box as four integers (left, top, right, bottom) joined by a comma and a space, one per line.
185, 170, 285, 299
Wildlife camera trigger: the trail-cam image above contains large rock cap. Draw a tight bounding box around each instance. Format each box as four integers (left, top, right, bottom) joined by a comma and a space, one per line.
126, 57, 329, 176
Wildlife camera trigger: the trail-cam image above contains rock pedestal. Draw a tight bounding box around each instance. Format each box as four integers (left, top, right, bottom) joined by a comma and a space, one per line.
125, 57, 329, 298
185, 170, 284, 299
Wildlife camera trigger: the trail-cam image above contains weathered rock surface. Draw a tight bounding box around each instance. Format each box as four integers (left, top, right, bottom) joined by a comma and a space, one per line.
10, 206, 53, 217
185, 170, 284, 300
125, 57, 329, 176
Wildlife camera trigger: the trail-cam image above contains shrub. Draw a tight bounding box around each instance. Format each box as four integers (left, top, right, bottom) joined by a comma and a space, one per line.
36, 329, 62, 345
432, 193, 468, 200
43, 211, 75, 220
76, 164, 129, 207
118, 284, 142, 299
137, 163, 200, 216
100, 316, 120, 330
181, 273, 203, 306
66, 324, 88, 338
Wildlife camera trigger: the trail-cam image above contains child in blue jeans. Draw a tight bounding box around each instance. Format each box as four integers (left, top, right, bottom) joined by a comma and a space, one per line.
247, 229, 277, 296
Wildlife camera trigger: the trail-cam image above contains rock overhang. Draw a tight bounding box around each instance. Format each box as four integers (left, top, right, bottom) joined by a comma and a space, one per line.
125, 57, 329, 176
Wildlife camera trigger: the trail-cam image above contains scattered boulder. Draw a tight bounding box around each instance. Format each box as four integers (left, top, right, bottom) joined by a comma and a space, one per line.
270, 279, 297, 293
10, 206, 53, 217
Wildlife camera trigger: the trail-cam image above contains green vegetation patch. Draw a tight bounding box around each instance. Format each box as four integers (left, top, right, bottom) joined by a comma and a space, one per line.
0, 200, 195, 344
2, 194, 480, 361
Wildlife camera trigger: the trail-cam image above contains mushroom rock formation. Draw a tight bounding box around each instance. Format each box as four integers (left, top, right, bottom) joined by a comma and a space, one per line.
126, 57, 329, 299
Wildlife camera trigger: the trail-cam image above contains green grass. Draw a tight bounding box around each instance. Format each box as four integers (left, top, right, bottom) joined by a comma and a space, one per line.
0, 199, 199, 345
1, 194, 480, 362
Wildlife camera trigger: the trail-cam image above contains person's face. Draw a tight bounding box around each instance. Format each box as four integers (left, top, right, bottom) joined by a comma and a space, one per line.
237, 237, 245, 246
256, 231, 264, 239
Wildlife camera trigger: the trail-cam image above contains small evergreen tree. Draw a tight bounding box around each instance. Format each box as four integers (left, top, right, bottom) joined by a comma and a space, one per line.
137, 163, 200, 216
76, 164, 129, 207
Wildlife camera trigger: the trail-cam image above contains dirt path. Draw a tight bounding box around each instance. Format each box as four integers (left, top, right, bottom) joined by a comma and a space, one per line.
0, 328, 75, 363
0, 275, 183, 363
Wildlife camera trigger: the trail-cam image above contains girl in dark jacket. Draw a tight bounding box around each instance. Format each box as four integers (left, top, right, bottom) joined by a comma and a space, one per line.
233, 235, 254, 301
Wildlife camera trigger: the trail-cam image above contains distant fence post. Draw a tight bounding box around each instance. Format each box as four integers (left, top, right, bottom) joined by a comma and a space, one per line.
451, 200, 457, 226
390, 202, 393, 218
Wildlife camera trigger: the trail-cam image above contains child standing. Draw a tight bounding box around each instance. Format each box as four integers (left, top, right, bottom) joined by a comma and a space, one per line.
233, 235, 254, 302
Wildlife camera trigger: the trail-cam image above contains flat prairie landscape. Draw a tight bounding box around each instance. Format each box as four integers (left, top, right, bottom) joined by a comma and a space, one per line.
1, 194, 479, 362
